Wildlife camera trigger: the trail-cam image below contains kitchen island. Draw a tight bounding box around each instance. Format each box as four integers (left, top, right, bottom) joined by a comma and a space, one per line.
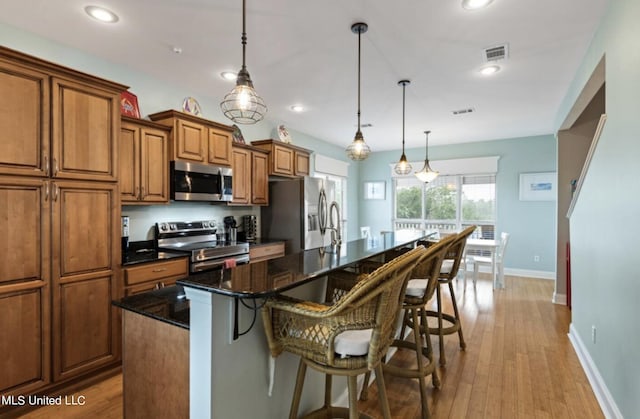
114, 230, 435, 419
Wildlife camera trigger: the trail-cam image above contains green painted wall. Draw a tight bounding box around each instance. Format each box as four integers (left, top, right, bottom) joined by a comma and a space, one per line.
359, 135, 557, 273
557, 0, 638, 416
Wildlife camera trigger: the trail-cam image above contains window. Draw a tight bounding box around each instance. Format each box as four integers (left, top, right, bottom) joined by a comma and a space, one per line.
394, 174, 496, 238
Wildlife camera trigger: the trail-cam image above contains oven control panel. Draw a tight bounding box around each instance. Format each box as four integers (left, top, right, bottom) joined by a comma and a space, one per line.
157, 220, 217, 234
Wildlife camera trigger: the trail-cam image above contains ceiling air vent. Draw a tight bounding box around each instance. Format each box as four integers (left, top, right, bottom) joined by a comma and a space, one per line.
483, 43, 509, 62
452, 108, 475, 115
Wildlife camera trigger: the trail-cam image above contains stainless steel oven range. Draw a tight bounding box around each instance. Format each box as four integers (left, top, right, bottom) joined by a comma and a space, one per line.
155, 220, 249, 273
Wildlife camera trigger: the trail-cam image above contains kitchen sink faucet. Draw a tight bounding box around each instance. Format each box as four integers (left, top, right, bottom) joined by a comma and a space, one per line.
329, 201, 341, 247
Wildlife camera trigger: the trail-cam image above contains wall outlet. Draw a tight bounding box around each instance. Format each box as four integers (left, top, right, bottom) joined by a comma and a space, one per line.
534, 255, 540, 262
591, 325, 596, 344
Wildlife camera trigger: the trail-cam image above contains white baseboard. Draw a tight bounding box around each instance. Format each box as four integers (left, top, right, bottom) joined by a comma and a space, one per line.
504, 267, 555, 280
552, 292, 567, 305
568, 324, 623, 419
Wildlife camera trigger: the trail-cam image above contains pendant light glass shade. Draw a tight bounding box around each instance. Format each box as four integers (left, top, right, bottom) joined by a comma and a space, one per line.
394, 80, 412, 175
415, 130, 439, 183
346, 22, 371, 161
220, 0, 266, 124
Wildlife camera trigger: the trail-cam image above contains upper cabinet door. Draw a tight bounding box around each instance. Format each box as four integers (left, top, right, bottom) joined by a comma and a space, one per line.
119, 122, 141, 203
51, 77, 119, 181
175, 119, 206, 162
0, 61, 50, 177
208, 127, 232, 166
140, 127, 169, 203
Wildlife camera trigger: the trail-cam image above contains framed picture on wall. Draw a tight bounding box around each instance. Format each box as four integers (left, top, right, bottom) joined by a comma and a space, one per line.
519, 172, 556, 201
364, 181, 386, 200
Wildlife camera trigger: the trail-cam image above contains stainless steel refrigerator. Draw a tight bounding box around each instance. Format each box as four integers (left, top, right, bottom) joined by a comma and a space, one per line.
261, 177, 337, 253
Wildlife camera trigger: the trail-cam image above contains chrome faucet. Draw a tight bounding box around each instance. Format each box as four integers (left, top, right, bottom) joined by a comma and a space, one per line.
328, 201, 341, 247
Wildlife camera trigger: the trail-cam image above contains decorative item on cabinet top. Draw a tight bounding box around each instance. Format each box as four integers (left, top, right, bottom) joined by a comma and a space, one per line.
121, 91, 141, 118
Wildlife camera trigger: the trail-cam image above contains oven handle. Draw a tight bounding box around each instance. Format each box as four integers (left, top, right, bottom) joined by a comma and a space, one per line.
191, 254, 250, 272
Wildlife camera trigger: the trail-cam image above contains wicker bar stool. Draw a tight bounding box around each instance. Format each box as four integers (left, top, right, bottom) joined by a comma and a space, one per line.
384, 234, 456, 418
427, 225, 476, 366
261, 246, 427, 419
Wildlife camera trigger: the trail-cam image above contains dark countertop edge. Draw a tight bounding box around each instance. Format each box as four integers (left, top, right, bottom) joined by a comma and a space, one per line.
176, 269, 328, 299
177, 231, 437, 298
112, 300, 190, 330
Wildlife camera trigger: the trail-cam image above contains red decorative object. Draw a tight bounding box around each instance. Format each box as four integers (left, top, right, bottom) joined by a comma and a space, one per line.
120, 91, 140, 118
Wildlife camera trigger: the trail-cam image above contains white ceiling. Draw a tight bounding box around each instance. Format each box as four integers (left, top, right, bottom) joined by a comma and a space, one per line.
1, 0, 609, 150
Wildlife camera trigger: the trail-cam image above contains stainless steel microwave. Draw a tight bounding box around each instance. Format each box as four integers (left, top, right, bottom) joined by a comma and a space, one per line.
170, 161, 233, 202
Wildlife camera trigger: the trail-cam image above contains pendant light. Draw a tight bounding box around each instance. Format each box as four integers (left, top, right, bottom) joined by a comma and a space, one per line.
394, 80, 412, 175
415, 130, 439, 182
345, 22, 371, 161
220, 0, 267, 124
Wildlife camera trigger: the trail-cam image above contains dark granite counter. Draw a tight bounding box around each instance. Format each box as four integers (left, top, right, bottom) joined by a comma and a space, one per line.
178, 230, 435, 298
113, 285, 189, 329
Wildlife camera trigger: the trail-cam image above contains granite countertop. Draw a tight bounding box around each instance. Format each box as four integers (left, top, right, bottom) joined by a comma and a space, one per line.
114, 231, 435, 327
113, 285, 189, 329
178, 230, 436, 298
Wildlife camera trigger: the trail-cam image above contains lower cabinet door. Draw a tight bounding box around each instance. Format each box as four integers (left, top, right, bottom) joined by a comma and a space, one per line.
52, 273, 119, 381
0, 282, 50, 395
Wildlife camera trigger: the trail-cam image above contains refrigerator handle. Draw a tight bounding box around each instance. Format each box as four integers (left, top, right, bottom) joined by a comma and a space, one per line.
318, 189, 327, 235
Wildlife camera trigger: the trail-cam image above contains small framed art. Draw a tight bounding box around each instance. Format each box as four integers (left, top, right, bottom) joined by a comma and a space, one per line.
519, 172, 556, 201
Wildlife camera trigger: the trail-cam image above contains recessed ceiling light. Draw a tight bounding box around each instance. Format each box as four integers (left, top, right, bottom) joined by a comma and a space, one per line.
84, 5, 119, 23
480, 64, 501, 75
462, 0, 494, 10
290, 105, 305, 112
220, 71, 237, 81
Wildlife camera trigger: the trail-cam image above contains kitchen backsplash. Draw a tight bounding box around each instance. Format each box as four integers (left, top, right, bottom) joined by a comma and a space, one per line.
122, 203, 260, 241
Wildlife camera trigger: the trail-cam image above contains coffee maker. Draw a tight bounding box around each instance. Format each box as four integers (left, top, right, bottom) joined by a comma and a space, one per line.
242, 215, 257, 242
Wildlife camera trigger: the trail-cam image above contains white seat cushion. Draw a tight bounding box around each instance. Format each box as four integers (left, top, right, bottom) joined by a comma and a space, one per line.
440, 259, 454, 274
405, 279, 428, 298
472, 256, 492, 264
335, 329, 373, 357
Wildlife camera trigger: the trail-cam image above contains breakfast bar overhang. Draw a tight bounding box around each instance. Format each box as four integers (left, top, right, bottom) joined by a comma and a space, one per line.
177, 230, 434, 419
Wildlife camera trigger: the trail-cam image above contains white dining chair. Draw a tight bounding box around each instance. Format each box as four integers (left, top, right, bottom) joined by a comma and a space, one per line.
470, 232, 510, 286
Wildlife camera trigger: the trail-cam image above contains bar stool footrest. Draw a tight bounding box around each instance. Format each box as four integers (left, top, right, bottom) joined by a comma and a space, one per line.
425, 310, 461, 336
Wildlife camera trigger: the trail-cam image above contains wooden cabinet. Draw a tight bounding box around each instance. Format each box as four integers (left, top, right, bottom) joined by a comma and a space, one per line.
0, 46, 126, 402
51, 181, 120, 381
51, 77, 120, 181
148, 110, 233, 166
120, 117, 170, 204
231, 144, 269, 206
0, 54, 121, 181
249, 242, 285, 263
231, 147, 251, 205
251, 139, 311, 178
0, 61, 49, 177
251, 150, 269, 205
123, 258, 188, 296
0, 177, 50, 395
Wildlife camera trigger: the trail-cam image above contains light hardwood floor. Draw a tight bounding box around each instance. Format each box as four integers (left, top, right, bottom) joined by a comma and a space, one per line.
16, 274, 602, 419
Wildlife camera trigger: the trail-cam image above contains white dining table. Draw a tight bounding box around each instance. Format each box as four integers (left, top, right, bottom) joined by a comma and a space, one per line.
465, 238, 503, 289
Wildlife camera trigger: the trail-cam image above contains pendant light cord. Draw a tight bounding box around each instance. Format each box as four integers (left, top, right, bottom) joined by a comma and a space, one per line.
241, 0, 247, 71
356, 28, 362, 132
402, 82, 406, 153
